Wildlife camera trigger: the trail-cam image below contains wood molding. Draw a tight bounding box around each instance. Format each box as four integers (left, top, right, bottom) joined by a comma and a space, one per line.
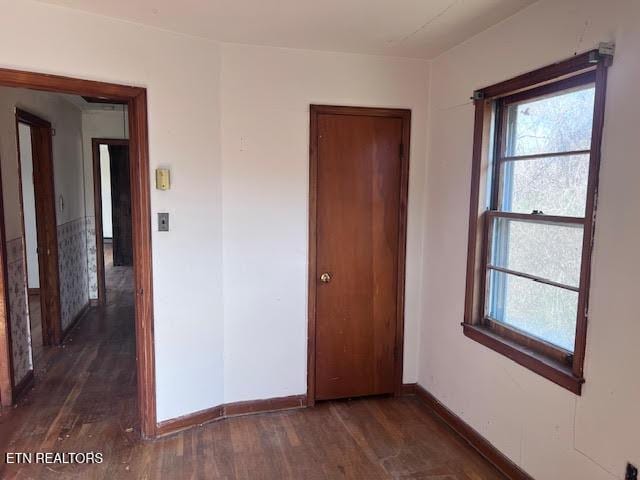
476, 49, 600, 100
0, 68, 156, 439
0, 67, 141, 100
307, 104, 411, 405
92, 138, 106, 307
406, 383, 533, 480
156, 405, 224, 437
573, 58, 611, 379
129, 89, 157, 439
156, 394, 307, 438
306, 105, 318, 407
399, 382, 418, 395
82, 96, 127, 105
463, 324, 583, 394
224, 394, 306, 417
0, 161, 14, 406
12, 369, 34, 403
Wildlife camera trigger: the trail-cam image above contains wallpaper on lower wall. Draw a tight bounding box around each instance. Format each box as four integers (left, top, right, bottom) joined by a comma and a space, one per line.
58, 217, 90, 331
6, 237, 33, 385
85, 216, 98, 300
3, 217, 91, 388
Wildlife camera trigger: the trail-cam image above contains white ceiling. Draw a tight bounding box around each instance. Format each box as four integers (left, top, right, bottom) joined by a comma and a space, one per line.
35, 0, 536, 59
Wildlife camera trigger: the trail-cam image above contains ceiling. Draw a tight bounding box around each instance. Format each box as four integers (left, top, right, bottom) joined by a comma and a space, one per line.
35, 0, 536, 59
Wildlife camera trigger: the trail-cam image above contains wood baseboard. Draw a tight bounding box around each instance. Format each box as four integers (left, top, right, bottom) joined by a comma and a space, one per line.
403, 383, 533, 480
27, 288, 40, 296
156, 405, 224, 437
89, 298, 100, 307
156, 394, 307, 438
399, 382, 418, 395
13, 369, 34, 403
224, 394, 306, 417
61, 302, 91, 341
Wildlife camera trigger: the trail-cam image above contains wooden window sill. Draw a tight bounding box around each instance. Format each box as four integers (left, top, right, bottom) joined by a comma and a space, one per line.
462, 323, 584, 395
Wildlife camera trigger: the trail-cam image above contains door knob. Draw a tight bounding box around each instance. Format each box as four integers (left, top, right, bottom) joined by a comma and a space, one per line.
320, 272, 332, 283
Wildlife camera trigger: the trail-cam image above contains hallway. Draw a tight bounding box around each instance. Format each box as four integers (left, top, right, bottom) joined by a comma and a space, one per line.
0, 245, 137, 478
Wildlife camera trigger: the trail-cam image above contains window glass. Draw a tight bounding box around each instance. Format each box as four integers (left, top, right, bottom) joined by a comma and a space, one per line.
504, 85, 595, 157
499, 154, 589, 216
488, 270, 578, 351
490, 218, 583, 287
484, 81, 598, 355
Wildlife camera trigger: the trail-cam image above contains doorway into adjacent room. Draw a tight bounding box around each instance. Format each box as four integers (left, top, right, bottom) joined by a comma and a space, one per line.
92, 138, 132, 305
14, 109, 62, 398
0, 69, 155, 440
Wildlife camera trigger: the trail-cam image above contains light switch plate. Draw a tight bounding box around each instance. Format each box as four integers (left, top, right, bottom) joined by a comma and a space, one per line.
158, 212, 169, 231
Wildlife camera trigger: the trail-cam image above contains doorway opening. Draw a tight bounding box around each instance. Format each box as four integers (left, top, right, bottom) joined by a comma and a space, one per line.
13, 109, 63, 399
92, 139, 132, 306
0, 68, 156, 439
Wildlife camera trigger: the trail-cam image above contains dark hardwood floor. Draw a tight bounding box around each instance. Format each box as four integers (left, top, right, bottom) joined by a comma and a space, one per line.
0, 245, 505, 479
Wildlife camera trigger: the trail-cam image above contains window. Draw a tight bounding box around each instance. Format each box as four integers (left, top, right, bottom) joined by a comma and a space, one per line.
463, 49, 612, 394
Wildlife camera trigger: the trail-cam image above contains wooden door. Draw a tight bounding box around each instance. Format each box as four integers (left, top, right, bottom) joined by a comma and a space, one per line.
310, 105, 410, 401
108, 145, 133, 266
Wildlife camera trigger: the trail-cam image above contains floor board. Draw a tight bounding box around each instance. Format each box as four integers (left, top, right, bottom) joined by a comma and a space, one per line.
0, 245, 505, 479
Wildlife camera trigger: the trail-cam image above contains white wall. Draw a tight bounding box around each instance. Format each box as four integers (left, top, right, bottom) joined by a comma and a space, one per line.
220, 43, 430, 402
419, 0, 640, 479
18, 123, 39, 289
0, 0, 224, 421
99, 145, 113, 238
0, 0, 431, 420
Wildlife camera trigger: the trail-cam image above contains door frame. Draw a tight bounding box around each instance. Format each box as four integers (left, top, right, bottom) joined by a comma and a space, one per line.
0, 68, 157, 439
91, 138, 130, 306
307, 104, 411, 406
15, 109, 62, 350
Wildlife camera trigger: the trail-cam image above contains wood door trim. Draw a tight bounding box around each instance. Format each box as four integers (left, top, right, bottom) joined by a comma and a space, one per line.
0, 68, 156, 439
307, 104, 411, 405
92, 138, 129, 306
0, 152, 13, 406
15, 108, 62, 349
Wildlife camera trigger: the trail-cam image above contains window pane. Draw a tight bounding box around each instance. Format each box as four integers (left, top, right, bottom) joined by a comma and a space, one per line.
499, 154, 589, 217
505, 85, 595, 157
488, 270, 577, 351
490, 218, 583, 288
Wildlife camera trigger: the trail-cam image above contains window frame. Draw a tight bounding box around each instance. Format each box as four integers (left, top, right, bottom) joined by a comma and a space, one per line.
462, 50, 612, 395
